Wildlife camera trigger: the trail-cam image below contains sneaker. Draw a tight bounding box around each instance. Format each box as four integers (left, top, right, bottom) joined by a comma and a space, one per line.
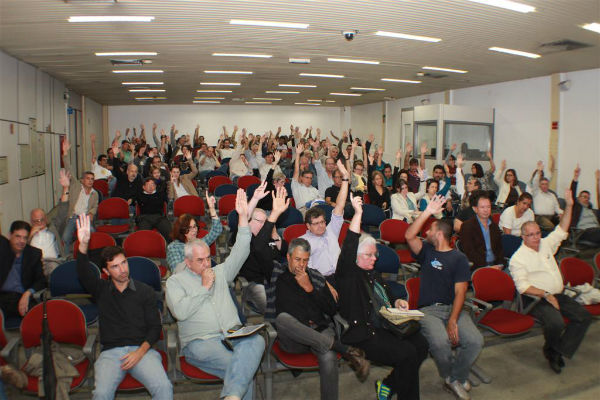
462, 380, 472, 392
444, 377, 471, 400
375, 380, 392, 400
343, 346, 370, 382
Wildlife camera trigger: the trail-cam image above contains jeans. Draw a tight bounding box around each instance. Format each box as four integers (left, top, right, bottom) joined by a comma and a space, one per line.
529, 293, 591, 358
275, 312, 338, 400
419, 305, 484, 382
244, 282, 267, 314
183, 334, 264, 400
93, 346, 172, 400
0, 379, 7, 400
63, 215, 95, 256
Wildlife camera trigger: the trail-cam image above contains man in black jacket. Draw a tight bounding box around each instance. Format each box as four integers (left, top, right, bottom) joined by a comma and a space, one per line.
135, 178, 171, 242
274, 238, 369, 400
75, 214, 172, 399
0, 221, 45, 318
569, 166, 600, 246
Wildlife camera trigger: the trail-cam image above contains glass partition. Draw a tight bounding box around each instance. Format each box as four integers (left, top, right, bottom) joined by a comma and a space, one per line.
415, 122, 437, 159
444, 122, 493, 160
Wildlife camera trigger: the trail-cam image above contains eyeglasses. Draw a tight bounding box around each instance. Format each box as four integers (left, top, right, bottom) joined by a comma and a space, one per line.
183, 224, 198, 233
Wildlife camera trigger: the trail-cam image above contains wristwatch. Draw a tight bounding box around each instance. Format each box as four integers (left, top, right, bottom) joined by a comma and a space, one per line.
543, 291, 551, 298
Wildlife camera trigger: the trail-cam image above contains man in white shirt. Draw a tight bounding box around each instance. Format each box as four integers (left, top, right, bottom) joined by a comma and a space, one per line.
509, 190, 591, 374
259, 152, 282, 182
530, 169, 562, 231
291, 143, 319, 215
499, 192, 535, 237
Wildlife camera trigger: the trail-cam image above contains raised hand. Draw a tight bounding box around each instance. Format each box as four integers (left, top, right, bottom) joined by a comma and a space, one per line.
450, 143, 457, 152
425, 194, 445, 216
405, 142, 413, 154
420, 142, 428, 155
273, 150, 281, 164
336, 159, 349, 179
377, 146, 384, 155
500, 159, 507, 170
350, 193, 363, 212
457, 153, 464, 168
76, 213, 91, 248
367, 153, 375, 165
235, 188, 249, 222
59, 169, 71, 188
62, 138, 71, 155
368, 133, 375, 143
536, 160, 544, 171
271, 186, 290, 216
296, 143, 304, 154
184, 148, 192, 160
115, 130, 122, 139
90, 133, 96, 142
486, 150, 493, 160
564, 189, 574, 207
205, 190, 216, 211
574, 164, 581, 179
395, 149, 402, 160
595, 169, 600, 181
252, 180, 270, 201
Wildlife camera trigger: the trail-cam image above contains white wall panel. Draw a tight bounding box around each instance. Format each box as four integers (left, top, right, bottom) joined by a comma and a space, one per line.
0, 51, 18, 121
18, 61, 36, 123
0, 121, 23, 231
52, 79, 66, 134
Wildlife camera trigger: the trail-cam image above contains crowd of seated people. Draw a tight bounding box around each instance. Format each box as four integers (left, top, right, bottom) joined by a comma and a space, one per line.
0, 121, 598, 400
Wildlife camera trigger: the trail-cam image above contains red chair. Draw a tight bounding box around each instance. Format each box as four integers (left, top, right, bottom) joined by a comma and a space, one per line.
379, 219, 417, 264
197, 229, 217, 256
19, 300, 93, 394
95, 198, 131, 235
123, 230, 168, 278
363, 193, 371, 204
471, 267, 536, 336
338, 222, 350, 247
560, 257, 600, 316
283, 224, 308, 244
208, 176, 232, 194
218, 194, 237, 219
406, 277, 421, 310
595, 251, 600, 273
491, 213, 501, 225
93, 179, 109, 197
73, 231, 116, 258
419, 217, 436, 238
237, 175, 261, 190
173, 195, 207, 229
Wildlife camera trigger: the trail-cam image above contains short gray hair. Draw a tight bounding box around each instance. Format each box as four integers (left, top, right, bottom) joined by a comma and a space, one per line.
357, 234, 377, 255
520, 221, 539, 236
287, 238, 311, 256
184, 239, 210, 260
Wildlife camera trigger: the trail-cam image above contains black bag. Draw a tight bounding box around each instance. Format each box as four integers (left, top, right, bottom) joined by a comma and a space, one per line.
381, 317, 421, 339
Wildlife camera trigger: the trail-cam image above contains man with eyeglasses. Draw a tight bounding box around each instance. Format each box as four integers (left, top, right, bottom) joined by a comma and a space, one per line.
569, 165, 600, 246
510, 189, 591, 374
166, 189, 264, 400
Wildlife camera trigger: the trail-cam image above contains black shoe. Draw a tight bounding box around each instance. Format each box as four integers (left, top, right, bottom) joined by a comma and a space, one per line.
548, 357, 562, 374
557, 355, 565, 368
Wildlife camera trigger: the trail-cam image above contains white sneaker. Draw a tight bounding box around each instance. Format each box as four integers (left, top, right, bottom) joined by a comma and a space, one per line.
444, 377, 471, 400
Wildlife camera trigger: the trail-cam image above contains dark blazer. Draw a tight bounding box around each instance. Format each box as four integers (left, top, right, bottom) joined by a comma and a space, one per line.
459, 217, 504, 269
0, 235, 45, 293
570, 180, 599, 230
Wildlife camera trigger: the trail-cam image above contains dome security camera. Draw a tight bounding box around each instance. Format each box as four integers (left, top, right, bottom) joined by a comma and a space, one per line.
342, 30, 358, 41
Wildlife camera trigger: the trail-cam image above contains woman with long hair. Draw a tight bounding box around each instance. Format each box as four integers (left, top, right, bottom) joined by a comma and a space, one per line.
494, 159, 522, 207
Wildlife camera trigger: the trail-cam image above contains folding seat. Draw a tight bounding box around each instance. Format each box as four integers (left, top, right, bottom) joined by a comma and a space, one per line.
0, 309, 19, 366
208, 176, 232, 194
491, 213, 501, 225
123, 230, 168, 278
275, 207, 303, 230
374, 243, 407, 299
337, 222, 350, 247
559, 257, 600, 316
73, 231, 116, 258
471, 267, 536, 336
379, 219, 419, 269
217, 194, 237, 224
501, 234, 522, 261
49, 260, 101, 325
173, 195, 207, 229
282, 224, 307, 244
95, 198, 131, 236
93, 179, 110, 198
360, 204, 385, 238
237, 175, 261, 191
214, 183, 238, 198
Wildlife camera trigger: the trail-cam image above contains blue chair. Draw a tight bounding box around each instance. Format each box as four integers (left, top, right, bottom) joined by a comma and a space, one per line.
276, 207, 304, 229
315, 204, 334, 225
246, 183, 259, 200
128, 256, 163, 311
374, 243, 407, 299
361, 204, 386, 238
501, 234, 523, 261
205, 170, 227, 184
49, 260, 100, 325
214, 183, 238, 197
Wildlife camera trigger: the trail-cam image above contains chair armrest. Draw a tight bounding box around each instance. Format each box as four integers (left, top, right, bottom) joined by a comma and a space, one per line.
466, 297, 492, 323
265, 322, 277, 353
33, 288, 48, 302
83, 333, 97, 362
1, 337, 21, 365
166, 327, 179, 380
521, 294, 542, 315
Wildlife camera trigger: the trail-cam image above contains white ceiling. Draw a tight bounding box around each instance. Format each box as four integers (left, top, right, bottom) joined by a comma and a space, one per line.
1, 0, 599, 107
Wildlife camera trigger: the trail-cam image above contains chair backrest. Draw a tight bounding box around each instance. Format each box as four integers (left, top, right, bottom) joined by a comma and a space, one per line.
594, 251, 600, 273
406, 277, 420, 310
93, 179, 109, 197
50, 260, 100, 296
73, 232, 116, 258
218, 194, 237, 216
501, 234, 523, 260
491, 213, 501, 225
246, 183, 259, 200
214, 183, 238, 197
237, 175, 261, 190
360, 204, 386, 228
472, 267, 516, 302
379, 219, 410, 245
123, 230, 167, 259
419, 217, 436, 238
197, 229, 217, 256
0, 309, 7, 348
283, 224, 308, 244
205, 169, 227, 182
338, 222, 350, 247
127, 256, 162, 292
374, 243, 400, 274
208, 176, 232, 193
315, 204, 334, 225
135, 202, 167, 217
97, 197, 130, 220
21, 299, 87, 349
560, 257, 595, 287
363, 193, 371, 204
276, 207, 304, 229
173, 195, 205, 217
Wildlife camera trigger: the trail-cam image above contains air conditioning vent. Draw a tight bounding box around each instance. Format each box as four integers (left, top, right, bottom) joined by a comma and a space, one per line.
417, 72, 448, 79
538, 39, 593, 54
110, 59, 153, 65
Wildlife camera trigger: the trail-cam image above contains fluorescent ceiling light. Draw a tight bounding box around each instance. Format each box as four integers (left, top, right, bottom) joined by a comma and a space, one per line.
279, 84, 316, 88
193, 100, 221, 104
327, 58, 380, 65
96, 52, 157, 56
253, 97, 282, 101
200, 82, 241, 86
122, 82, 163, 85
488, 46, 541, 58
375, 30, 442, 43
204, 70, 253, 74
245, 101, 273, 104
330, 92, 362, 96
465, 0, 535, 13
266, 90, 300, 94
230, 19, 309, 29
325, 100, 336, 103
69, 16, 154, 23
299, 73, 344, 78
307, 99, 322, 102
422, 66, 468, 74
112, 69, 163, 74
128, 89, 165, 92
212, 53, 272, 58
295, 102, 320, 106
194, 97, 225, 100
381, 78, 422, 84
582, 22, 600, 34
289, 58, 311, 64
135, 97, 166, 100
196, 90, 233, 93
350, 87, 386, 91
